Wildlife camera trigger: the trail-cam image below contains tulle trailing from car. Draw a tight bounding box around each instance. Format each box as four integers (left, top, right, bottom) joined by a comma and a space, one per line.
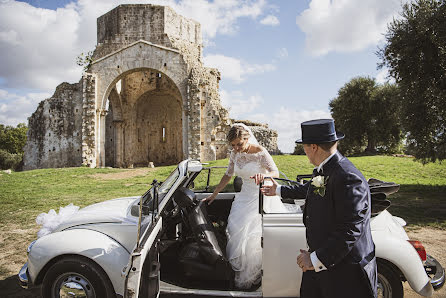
36, 203, 80, 238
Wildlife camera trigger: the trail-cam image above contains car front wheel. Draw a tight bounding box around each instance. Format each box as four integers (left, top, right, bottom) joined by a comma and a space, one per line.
377, 262, 403, 298
42, 256, 115, 298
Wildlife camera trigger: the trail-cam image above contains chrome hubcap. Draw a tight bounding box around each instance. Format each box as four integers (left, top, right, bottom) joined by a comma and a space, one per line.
377, 272, 392, 298
53, 272, 95, 298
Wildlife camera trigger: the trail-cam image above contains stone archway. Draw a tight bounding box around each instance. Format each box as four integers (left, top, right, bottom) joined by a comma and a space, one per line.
100, 68, 183, 167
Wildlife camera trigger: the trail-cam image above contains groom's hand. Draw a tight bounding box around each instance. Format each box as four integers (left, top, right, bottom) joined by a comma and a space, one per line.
261, 177, 278, 196
297, 249, 315, 272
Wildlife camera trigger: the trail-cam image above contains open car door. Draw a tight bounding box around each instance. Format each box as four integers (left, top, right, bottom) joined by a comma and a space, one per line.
124, 182, 163, 298
260, 178, 308, 297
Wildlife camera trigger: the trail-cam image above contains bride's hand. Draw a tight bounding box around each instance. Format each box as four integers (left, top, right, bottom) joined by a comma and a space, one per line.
203, 194, 217, 205
250, 173, 265, 185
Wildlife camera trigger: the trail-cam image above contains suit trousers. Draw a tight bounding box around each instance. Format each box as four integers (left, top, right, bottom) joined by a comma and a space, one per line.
300, 260, 376, 298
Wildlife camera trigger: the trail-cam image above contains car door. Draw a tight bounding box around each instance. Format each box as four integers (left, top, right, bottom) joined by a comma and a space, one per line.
124, 187, 163, 298
261, 179, 308, 297
123, 161, 192, 298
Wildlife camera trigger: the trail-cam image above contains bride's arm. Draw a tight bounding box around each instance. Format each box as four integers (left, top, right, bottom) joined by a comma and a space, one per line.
252, 148, 279, 184
204, 151, 235, 205
203, 174, 232, 205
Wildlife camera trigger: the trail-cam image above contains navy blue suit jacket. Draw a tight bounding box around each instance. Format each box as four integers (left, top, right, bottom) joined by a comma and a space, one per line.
281, 152, 377, 297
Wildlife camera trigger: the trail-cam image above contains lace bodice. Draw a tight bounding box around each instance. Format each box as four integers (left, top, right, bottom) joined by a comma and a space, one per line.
225, 147, 278, 178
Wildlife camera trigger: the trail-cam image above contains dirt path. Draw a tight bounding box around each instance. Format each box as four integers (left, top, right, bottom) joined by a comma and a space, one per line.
90, 167, 155, 180
1, 227, 445, 297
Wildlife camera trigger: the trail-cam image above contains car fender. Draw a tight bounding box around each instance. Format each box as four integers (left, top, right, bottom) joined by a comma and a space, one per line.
373, 230, 433, 296
28, 228, 130, 296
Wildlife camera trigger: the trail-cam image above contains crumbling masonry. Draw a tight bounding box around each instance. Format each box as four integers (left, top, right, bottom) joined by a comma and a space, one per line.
23, 4, 278, 170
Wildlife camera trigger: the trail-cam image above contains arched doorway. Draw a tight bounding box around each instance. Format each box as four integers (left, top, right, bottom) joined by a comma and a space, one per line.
103, 69, 183, 167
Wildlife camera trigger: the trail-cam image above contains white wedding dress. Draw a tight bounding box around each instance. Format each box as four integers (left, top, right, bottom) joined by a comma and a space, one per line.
225, 148, 288, 289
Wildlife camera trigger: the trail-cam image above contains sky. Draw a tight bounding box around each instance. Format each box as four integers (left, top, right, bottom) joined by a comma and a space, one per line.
0, 0, 405, 153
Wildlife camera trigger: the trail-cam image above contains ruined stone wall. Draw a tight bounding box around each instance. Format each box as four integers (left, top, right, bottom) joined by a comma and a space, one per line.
232, 120, 280, 155
81, 74, 96, 167
94, 5, 201, 62
23, 4, 277, 169
250, 125, 280, 155
24, 82, 83, 170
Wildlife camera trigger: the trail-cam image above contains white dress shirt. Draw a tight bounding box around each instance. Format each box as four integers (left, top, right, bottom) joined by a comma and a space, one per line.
276, 150, 338, 272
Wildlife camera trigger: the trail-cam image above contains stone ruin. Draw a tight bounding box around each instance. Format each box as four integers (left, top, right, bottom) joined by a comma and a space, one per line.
23, 4, 279, 170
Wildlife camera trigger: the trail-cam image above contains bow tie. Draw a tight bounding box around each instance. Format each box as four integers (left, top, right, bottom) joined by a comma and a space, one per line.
313, 168, 320, 177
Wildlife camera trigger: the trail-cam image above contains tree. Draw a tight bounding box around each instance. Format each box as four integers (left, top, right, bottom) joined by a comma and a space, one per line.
378, 0, 446, 163
0, 123, 28, 154
0, 123, 28, 170
329, 77, 403, 155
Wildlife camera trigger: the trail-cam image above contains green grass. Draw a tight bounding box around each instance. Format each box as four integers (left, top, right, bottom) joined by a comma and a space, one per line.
0, 155, 445, 230
276, 155, 446, 229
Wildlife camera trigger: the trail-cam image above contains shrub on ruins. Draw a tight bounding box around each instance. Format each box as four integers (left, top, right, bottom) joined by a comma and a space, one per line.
329, 77, 403, 156
378, 0, 446, 163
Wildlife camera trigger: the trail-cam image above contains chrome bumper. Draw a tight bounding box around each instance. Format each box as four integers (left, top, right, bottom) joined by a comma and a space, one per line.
18, 262, 29, 289
425, 254, 445, 290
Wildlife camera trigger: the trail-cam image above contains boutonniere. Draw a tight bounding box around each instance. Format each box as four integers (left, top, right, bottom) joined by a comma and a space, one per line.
311, 175, 329, 197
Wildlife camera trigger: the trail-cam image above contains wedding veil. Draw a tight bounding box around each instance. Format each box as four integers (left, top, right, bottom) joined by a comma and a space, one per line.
232, 123, 259, 146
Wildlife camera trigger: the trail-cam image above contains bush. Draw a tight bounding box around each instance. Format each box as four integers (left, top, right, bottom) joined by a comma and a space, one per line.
0, 149, 23, 171
293, 144, 305, 155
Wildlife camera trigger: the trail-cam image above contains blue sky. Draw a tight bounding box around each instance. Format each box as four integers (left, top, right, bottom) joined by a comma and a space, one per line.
0, 0, 404, 152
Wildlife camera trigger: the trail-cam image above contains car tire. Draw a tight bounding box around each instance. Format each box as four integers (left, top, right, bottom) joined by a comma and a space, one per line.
377, 262, 403, 298
41, 256, 115, 298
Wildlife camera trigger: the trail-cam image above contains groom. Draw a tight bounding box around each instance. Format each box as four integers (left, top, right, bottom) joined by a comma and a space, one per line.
262, 119, 377, 298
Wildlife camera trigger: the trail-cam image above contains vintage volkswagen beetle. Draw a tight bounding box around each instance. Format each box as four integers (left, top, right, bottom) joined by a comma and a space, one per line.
19, 159, 445, 297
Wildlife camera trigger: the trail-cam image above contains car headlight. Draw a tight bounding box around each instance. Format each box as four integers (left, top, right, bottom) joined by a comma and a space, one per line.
27, 240, 36, 255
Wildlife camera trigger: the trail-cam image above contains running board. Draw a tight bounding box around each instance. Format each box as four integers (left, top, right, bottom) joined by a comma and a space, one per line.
160, 281, 262, 297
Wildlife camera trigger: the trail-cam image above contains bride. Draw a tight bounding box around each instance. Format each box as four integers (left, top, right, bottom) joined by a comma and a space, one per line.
204, 123, 287, 289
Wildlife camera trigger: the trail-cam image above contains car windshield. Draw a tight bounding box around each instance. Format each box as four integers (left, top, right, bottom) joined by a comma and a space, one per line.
142, 167, 180, 209
159, 168, 180, 195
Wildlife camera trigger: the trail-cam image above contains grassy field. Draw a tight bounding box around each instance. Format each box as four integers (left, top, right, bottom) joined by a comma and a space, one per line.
0, 155, 445, 230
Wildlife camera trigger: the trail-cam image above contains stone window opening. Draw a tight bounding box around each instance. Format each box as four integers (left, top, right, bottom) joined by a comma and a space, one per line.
162, 127, 166, 142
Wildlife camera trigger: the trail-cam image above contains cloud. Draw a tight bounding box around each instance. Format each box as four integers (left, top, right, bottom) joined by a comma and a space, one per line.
203, 54, 276, 83
296, 0, 404, 56
248, 107, 331, 153
220, 89, 264, 118
0, 1, 84, 91
260, 15, 279, 26
0, 89, 50, 126
276, 47, 288, 59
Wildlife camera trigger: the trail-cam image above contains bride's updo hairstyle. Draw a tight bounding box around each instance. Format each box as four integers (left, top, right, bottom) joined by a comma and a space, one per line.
227, 125, 250, 143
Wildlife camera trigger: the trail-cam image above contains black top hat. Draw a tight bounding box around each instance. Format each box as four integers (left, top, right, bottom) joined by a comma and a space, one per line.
295, 119, 345, 144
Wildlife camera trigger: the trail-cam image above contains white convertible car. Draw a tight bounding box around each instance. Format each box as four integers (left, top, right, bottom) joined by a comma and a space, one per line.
19, 159, 444, 298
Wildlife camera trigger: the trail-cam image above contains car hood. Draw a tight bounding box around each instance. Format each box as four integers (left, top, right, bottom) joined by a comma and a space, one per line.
56, 197, 139, 232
